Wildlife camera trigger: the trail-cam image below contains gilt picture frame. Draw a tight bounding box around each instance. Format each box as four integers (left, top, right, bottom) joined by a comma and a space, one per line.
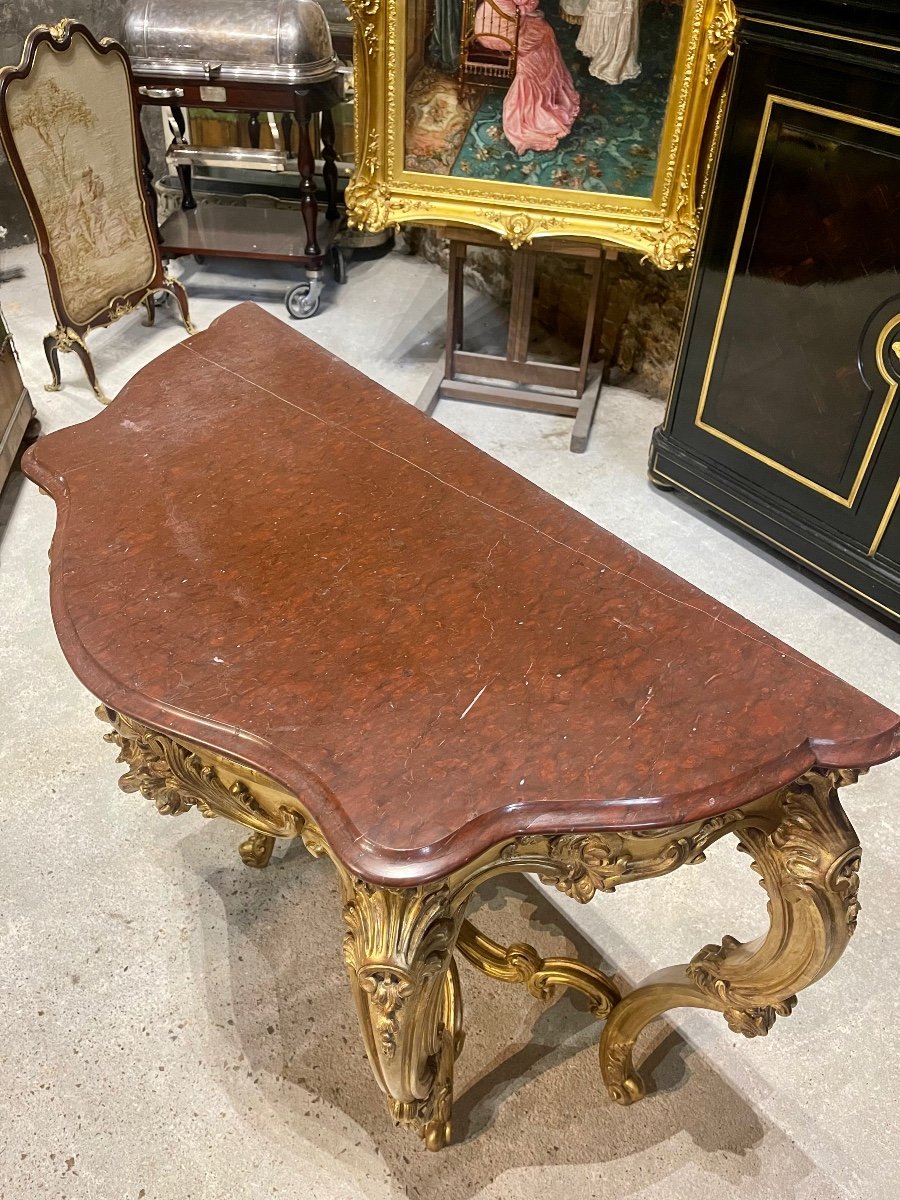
345, 0, 737, 266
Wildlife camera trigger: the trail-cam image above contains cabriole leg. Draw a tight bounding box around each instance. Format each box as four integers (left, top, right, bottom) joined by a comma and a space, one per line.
69, 337, 109, 404
43, 332, 62, 392
340, 878, 467, 1150
162, 275, 197, 335
599, 771, 862, 1104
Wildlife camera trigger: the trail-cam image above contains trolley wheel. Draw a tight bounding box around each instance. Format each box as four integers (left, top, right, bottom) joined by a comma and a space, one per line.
331, 244, 348, 284
285, 282, 320, 320
194, 255, 207, 265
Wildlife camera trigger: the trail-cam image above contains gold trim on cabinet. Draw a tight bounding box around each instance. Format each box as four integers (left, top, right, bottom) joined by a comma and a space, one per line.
869, 476, 900, 557
749, 19, 900, 57
694, 95, 900, 508
650, 455, 900, 622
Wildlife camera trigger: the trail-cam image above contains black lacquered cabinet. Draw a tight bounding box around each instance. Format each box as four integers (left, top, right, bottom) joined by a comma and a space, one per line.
651, 1, 900, 621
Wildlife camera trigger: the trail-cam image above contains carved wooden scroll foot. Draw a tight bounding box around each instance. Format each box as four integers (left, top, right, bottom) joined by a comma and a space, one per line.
239, 831, 276, 868
598, 771, 861, 1105
340, 880, 467, 1150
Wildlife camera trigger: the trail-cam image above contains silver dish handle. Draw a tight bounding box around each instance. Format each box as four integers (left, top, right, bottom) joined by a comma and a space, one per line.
138, 85, 185, 100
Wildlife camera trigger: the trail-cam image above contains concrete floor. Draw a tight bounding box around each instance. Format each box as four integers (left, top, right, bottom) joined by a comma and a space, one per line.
1, 242, 898, 1200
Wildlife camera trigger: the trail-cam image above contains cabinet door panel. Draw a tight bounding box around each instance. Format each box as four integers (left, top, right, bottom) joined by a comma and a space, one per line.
669, 34, 900, 549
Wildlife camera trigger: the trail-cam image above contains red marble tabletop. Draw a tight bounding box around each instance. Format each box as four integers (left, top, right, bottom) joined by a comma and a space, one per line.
23, 303, 900, 885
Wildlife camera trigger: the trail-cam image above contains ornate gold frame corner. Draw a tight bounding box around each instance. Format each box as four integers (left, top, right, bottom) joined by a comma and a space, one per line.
344, 0, 738, 266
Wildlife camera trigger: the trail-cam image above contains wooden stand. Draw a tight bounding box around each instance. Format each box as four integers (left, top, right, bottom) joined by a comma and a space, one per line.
416, 228, 615, 453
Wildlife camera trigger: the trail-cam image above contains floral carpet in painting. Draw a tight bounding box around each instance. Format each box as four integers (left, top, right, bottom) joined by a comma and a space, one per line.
442, 2, 681, 195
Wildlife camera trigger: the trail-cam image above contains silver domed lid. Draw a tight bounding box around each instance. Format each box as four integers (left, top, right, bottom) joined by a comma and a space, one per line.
124, 0, 338, 85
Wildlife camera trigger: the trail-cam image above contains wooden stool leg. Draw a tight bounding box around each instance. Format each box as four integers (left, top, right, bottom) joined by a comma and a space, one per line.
576, 255, 604, 396
570, 375, 602, 454
415, 356, 448, 415
599, 771, 861, 1105
568, 254, 605, 452
294, 92, 320, 257
448, 238, 466, 365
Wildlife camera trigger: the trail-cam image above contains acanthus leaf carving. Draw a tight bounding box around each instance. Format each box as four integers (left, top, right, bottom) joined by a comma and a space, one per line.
344, 0, 380, 57
703, 0, 738, 87
97, 705, 304, 838
684, 769, 862, 1036
646, 167, 698, 270
505, 808, 744, 903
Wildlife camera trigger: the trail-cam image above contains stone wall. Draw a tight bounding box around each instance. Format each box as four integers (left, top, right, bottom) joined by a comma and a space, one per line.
0, 3, 129, 244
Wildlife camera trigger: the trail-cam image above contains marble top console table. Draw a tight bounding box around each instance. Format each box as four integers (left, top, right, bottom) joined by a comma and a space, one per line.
23, 303, 900, 1150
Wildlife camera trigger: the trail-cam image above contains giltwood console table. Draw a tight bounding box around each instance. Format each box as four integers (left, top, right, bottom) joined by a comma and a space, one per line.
23, 303, 900, 1151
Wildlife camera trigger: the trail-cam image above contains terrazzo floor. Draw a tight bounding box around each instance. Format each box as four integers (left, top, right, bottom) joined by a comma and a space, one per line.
1, 241, 898, 1200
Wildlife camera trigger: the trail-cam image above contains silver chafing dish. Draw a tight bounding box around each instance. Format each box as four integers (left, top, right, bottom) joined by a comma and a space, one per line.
123, 0, 367, 321
123, 0, 339, 85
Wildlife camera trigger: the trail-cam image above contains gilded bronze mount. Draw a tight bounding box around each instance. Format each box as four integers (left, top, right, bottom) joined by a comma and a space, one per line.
98, 705, 863, 1149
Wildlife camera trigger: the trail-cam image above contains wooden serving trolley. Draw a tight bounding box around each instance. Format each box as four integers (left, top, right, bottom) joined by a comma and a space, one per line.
125, 0, 348, 318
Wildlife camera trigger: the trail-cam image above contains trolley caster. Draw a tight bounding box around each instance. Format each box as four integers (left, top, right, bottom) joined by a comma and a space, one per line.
285, 274, 324, 320
331, 244, 347, 284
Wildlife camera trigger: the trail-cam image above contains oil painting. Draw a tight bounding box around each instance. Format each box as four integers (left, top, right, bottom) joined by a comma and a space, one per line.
346, 0, 738, 266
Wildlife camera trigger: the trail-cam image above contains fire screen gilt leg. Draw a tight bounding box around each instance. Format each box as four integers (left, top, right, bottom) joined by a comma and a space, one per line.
162, 276, 197, 336
45, 326, 109, 403
43, 333, 61, 392
69, 338, 109, 405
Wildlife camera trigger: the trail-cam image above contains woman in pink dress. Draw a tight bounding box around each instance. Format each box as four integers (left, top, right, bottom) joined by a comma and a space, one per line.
474, 0, 580, 156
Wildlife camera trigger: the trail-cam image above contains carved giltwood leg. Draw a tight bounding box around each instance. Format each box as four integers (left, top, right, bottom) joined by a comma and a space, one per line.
599, 771, 861, 1104
239, 830, 276, 868
95, 712, 867, 1147
340, 878, 468, 1150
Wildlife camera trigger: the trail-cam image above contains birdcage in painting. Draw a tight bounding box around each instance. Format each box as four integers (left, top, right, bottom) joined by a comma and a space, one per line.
459, 0, 521, 89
